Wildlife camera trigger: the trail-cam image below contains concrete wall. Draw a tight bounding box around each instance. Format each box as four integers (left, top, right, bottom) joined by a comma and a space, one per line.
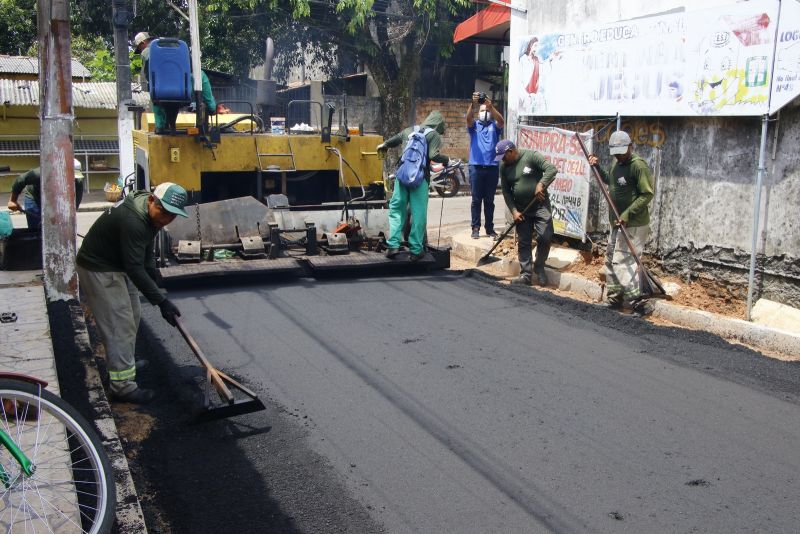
324, 95, 383, 133
510, 0, 800, 307
0, 106, 121, 194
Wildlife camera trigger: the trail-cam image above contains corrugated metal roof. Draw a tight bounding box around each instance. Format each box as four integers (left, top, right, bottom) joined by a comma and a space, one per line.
0, 79, 150, 109
0, 56, 92, 78
0, 139, 119, 156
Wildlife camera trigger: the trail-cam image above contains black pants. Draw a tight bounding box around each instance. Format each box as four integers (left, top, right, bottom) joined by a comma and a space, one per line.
515, 202, 554, 276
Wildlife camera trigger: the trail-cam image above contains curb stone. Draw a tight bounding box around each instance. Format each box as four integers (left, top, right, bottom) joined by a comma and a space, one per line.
454, 242, 800, 361
61, 303, 149, 533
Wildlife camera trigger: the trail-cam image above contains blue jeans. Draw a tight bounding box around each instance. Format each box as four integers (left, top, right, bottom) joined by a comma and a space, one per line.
23, 196, 41, 230
22, 180, 83, 230
469, 165, 499, 232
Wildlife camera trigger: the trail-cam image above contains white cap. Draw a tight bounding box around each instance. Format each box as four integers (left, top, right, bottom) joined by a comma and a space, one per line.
133, 32, 150, 48
609, 131, 632, 155
73, 158, 84, 179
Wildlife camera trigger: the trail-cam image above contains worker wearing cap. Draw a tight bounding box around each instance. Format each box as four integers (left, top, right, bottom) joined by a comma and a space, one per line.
588, 131, 654, 315
133, 31, 153, 90
76, 183, 189, 404
497, 139, 557, 287
6, 159, 85, 229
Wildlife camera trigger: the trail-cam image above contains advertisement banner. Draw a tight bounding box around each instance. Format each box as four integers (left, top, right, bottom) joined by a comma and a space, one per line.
770, 0, 800, 114
516, 126, 592, 240
510, 0, 779, 117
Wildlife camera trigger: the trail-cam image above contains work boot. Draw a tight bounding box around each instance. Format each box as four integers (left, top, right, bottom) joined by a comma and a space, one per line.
385, 247, 400, 259
471, 228, 480, 239
486, 229, 498, 238
111, 388, 155, 405
511, 274, 532, 286
604, 298, 624, 310
409, 251, 426, 263
534, 267, 548, 287
632, 300, 655, 317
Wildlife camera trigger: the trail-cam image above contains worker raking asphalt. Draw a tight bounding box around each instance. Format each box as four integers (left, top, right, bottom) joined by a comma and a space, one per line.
125, 271, 800, 533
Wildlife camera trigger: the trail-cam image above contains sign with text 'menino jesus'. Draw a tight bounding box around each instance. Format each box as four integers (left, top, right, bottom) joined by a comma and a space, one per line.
516, 126, 592, 240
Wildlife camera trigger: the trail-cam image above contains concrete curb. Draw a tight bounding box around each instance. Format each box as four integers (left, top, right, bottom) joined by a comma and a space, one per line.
453, 239, 800, 361
68, 308, 149, 533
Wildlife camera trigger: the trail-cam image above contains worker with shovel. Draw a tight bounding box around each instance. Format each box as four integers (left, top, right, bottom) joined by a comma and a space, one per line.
587, 131, 655, 315
497, 139, 557, 286
76, 183, 189, 404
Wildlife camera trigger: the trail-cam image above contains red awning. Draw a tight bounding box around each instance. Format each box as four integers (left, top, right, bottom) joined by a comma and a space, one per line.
453, 0, 510, 45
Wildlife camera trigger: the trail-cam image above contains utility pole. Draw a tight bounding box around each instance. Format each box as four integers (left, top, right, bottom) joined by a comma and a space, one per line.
37, 0, 78, 301
112, 0, 135, 183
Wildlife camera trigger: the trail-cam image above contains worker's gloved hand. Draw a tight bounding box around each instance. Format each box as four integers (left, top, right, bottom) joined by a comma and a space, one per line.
158, 299, 181, 327
376, 143, 387, 152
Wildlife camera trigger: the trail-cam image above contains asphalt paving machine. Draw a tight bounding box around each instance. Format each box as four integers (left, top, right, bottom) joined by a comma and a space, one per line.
132, 32, 449, 287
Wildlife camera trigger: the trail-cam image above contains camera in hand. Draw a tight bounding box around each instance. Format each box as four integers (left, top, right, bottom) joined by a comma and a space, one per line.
477, 92, 487, 104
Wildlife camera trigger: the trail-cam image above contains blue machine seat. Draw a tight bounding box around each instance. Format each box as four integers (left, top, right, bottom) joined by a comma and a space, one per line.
148, 38, 192, 104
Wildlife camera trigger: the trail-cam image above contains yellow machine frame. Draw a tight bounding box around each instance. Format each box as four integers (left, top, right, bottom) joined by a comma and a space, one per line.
133, 112, 385, 204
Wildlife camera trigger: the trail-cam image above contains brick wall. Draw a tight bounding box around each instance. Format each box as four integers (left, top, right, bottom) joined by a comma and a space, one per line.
414, 97, 471, 162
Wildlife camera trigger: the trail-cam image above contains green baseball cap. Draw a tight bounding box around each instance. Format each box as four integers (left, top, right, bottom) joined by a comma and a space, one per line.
153, 182, 189, 217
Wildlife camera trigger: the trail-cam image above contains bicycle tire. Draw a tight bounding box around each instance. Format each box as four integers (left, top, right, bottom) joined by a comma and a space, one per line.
434, 168, 463, 198
0, 379, 115, 533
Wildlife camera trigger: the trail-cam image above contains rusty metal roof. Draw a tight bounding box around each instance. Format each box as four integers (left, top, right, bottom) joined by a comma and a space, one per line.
0, 56, 92, 78
0, 79, 150, 109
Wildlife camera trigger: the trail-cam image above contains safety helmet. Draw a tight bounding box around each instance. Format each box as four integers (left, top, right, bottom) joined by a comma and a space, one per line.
133, 32, 151, 49
73, 158, 84, 179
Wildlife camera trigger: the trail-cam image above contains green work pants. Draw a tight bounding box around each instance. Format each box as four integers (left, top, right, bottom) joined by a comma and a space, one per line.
386, 181, 428, 255
77, 266, 141, 395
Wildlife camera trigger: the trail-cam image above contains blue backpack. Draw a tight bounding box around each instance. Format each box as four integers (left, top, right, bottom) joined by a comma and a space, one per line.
395, 126, 432, 189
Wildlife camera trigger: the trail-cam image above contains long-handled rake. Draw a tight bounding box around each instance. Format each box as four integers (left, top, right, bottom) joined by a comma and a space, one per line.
175, 316, 266, 422
573, 133, 665, 298
476, 196, 539, 267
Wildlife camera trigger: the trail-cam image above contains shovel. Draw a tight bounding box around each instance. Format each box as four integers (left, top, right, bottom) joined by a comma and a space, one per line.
174, 316, 266, 422
573, 133, 665, 298
476, 195, 540, 267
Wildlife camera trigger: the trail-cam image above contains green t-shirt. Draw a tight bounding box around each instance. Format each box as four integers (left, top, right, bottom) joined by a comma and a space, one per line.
500, 149, 558, 212
76, 191, 163, 305
597, 153, 654, 227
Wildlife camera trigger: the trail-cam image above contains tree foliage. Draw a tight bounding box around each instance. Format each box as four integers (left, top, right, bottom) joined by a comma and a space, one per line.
8, 0, 472, 136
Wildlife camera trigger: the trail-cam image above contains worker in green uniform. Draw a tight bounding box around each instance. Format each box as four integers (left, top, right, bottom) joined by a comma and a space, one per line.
134, 31, 218, 131
6, 159, 84, 229
497, 139, 557, 286
153, 70, 217, 131
76, 183, 189, 404
377, 111, 451, 261
588, 130, 655, 316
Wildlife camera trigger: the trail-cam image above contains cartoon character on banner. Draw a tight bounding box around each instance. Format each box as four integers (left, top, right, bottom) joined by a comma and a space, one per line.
691, 30, 742, 114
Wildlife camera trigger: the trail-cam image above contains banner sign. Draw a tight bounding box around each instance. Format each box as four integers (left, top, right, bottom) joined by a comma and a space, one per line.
510, 0, 780, 117
770, 0, 800, 114
517, 126, 592, 240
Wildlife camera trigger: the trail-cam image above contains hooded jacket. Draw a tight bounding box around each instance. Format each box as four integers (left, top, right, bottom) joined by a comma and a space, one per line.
383, 111, 450, 179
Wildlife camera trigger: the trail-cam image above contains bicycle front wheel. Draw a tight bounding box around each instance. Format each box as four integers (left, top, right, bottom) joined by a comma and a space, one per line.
0, 379, 115, 533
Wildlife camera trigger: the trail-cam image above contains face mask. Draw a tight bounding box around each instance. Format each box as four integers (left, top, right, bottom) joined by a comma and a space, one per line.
479, 111, 491, 122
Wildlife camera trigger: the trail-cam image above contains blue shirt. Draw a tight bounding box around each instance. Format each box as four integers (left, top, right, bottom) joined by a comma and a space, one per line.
468, 120, 503, 166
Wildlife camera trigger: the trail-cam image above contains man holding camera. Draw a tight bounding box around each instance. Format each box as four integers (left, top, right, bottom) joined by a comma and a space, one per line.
466, 92, 504, 239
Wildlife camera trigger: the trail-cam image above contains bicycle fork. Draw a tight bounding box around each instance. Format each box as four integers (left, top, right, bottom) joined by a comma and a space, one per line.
0, 424, 35, 487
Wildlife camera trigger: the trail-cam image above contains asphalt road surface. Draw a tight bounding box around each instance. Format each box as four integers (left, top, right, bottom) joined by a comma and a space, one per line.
129, 271, 800, 533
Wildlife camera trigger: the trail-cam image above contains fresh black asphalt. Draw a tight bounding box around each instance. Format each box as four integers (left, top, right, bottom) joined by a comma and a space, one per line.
128, 270, 800, 533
